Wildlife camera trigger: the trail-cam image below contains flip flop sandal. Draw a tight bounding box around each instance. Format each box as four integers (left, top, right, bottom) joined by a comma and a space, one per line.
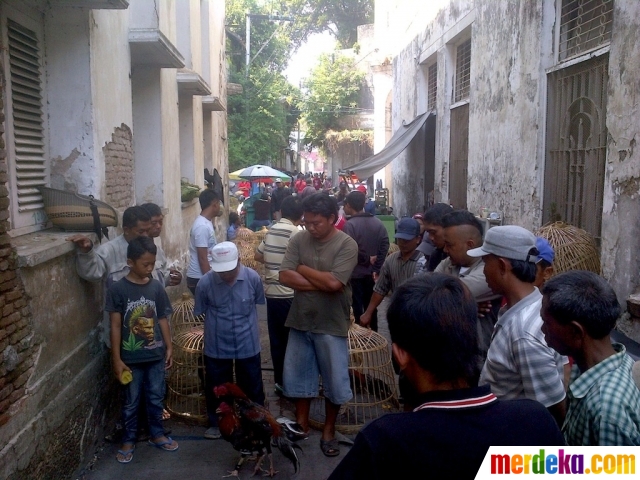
116, 444, 135, 464
148, 436, 179, 452
320, 438, 340, 457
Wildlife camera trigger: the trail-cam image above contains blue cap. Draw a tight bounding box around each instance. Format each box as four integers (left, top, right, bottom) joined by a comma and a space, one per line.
536, 237, 555, 264
395, 218, 421, 240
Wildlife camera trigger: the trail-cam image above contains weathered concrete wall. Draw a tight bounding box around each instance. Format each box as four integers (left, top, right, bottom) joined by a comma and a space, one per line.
0, 55, 109, 478
3, 252, 111, 480
46, 7, 96, 194
90, 8, 134, 202
385, 0, 640, 320
467, 0, 546, 225
601, 0, 640, 303
1, 2, 230, 479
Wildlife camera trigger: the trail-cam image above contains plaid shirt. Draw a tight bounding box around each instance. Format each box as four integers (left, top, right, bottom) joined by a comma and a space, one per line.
563, 344, 640, 446
480, 289, 567, 407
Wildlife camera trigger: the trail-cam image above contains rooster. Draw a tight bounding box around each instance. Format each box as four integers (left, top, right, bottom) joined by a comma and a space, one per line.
214, 383, 301, 477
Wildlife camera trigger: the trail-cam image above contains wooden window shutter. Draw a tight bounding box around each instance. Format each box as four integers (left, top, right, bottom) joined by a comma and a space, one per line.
7, 19, 45, 215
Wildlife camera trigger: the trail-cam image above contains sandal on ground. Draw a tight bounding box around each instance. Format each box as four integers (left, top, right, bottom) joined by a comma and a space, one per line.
148, 436, 179, 451
320, 438, 340, 457
116, 444, 135, 464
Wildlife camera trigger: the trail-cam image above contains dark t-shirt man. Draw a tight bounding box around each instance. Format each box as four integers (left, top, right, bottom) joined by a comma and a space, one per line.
105, 278, 172, 364
329, 386, 565, 480
253, 196, 271, 221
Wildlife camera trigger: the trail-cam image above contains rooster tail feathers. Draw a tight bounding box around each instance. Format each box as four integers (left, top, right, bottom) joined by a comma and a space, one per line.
273, 435, 302, 473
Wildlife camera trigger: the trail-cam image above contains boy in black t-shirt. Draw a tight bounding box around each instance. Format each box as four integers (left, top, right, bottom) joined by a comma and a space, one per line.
106, 237, 176, 463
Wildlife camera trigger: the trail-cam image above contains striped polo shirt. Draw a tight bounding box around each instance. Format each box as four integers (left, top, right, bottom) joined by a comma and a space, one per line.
256, 219, 300, 298
373, 250, 426, 296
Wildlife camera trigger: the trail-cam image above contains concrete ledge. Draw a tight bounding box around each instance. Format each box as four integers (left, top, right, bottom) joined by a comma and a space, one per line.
202, 96, 226, 112
129, 28, 186, 69
49, 0, 129, 8
177, 69, 212, 96
11, 229, 98, 268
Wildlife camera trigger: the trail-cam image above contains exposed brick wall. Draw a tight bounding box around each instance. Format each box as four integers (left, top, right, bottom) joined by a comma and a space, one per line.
0, 72, 39, 428
104, 123, 134, 208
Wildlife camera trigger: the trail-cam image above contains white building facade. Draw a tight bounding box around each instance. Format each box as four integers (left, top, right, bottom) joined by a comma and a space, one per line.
371, 0, 640, 308
0, 0, 228, 477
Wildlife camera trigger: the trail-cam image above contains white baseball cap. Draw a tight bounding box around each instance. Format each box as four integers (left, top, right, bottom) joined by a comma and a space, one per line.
210, 241, 239, 272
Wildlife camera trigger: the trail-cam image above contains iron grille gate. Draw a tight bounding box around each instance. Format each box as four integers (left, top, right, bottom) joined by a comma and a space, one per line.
543, 55, 608, 243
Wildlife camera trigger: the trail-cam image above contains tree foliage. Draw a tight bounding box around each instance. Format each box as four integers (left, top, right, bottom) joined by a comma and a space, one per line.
225, 0, 373, 169
284, 0, 374, 48
300, 53, 365, 148
226, 0, 300, 170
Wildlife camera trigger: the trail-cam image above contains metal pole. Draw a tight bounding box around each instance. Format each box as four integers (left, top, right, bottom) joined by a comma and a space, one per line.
296, 122, 301, 172
245, 14, 251, 77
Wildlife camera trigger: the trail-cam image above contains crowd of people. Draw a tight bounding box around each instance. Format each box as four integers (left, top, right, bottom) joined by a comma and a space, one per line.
230, 171, 383, 235
68, 184, 640, 474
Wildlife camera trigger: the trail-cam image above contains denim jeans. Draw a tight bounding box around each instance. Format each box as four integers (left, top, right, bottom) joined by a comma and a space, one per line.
122, 359, 165, 444
204, 353, 265, 427
266, 297, 293, 386
283, 329, 352, 405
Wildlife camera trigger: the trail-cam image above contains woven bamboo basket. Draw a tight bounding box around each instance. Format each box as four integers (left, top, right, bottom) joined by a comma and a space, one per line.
254, 225, 269, 245
233, 227, 264, 277
235, 226, 256, 243
535, 222, 601, 275
309, 321, 400, 435
39, 187, 118, 230
166, 294, 207, 424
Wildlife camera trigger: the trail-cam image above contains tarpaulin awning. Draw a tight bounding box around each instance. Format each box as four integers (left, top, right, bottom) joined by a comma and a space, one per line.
342, 112, 432, 180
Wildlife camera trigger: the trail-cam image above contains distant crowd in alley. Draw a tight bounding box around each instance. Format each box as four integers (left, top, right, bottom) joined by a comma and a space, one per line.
68, 174, 640, 477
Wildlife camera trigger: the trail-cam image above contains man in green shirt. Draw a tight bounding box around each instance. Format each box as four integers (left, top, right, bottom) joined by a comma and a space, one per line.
280, 193, 358, 457
541, 270, 640, 445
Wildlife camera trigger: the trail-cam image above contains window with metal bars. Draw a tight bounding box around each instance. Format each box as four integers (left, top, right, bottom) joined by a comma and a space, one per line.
427, 62, 437, 112
454, 39, 471, 103
6, 19, 46, 228
559, 0, 613, 61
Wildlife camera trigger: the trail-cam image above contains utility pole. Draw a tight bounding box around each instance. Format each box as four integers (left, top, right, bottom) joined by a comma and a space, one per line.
245, 13, 294, 77
296, 121, 302, 172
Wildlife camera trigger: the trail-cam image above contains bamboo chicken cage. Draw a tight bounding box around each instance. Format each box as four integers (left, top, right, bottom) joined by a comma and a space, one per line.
309, 322, 400, 435
232, 226, 265, 277
166, 294, 207, 424
535, 222, 601, 275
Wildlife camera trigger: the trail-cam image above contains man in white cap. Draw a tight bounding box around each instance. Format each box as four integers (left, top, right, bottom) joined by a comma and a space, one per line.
194, 242, 266, 439
467, 225, 567, 427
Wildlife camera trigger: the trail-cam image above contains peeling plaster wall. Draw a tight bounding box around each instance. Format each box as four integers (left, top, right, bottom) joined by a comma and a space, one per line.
601, 0, 640, 303
390, 1, 474, 217
467, 0, 546, 226
89, 9, 133, 201
45, 8, 95, 194
387, 0, 640, 315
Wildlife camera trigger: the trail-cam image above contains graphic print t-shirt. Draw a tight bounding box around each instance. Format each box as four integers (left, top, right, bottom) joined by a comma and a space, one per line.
105, 278, 172, 364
